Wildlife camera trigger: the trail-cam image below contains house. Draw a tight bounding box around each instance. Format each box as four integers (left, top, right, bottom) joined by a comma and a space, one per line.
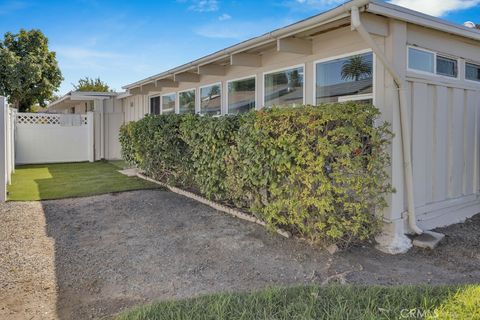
111, 0, 480, 253
47, 91, 120, 114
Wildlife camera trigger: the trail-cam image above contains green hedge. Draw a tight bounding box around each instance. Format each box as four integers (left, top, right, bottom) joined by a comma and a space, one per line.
120, 103, 393, 246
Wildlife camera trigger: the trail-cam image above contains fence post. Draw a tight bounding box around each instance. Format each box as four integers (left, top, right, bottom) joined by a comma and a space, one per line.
87, 112, 94, 162
0, 97, 7, 201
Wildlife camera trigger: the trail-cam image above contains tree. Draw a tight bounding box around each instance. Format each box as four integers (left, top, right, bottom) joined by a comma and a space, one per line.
0, 29, 63, 111
73, 77, 112, 92
341, 55, 372, 81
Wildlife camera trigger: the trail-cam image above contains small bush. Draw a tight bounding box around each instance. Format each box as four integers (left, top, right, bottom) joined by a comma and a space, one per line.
119, 103, 393, 246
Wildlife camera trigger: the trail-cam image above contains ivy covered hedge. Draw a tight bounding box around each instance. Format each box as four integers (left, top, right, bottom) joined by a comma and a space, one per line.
120, 103, 393, 246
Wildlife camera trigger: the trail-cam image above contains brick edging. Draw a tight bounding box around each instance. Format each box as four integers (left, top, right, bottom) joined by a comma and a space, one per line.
137, 173, 291, 238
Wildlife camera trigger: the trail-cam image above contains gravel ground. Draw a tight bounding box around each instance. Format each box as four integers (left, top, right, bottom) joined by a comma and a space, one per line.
0, 189, 479, 319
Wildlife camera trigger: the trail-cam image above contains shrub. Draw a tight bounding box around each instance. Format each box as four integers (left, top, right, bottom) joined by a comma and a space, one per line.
119, 103, 393, 246
180, 114, 244, 201
120, 114, 191, 185
228, 104, 392, 246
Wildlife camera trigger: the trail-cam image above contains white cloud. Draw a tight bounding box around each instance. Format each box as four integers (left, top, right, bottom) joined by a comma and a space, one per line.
188, 0, 219, 12
218, 13, 231, 21
388, 0, 480, 17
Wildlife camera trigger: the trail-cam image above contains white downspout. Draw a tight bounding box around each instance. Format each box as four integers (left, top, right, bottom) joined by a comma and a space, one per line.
350, 6, 423, 235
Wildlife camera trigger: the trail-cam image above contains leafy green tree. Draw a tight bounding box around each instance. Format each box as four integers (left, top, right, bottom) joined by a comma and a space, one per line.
0, 29, 63, 111
341, 55, 372, 81
73, 77, 112, 92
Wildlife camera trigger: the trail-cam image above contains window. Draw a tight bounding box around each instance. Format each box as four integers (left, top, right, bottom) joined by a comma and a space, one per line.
179, 89, 196, 114
315, 52, 373, 104
408, 47, 434, 73
227, 76, 256, 114
408, 46, 458, 78
161, 93, 175, 114
264, 66, 304, 107
150, 96, 160, 115
436, 55, 457, 78
200, 83, 221, 115
466, 62, 480, 82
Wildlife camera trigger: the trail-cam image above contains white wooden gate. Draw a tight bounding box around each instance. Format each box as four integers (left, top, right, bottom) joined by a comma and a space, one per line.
14, 112, 94, 164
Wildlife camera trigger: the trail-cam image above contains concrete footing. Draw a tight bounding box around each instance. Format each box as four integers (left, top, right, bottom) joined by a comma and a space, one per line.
375, 219, 412, 254
412, 231, 445, 249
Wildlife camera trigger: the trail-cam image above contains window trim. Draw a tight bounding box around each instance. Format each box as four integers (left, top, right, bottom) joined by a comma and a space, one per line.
407, 45, 459, 80
199, 82, 222, 116
226, 74, 257, 114
160, 92, 176, 115
262, 64, 306, 108
312, 49, 375, 105
177, 88, 196, 114
465, 61, 480, 84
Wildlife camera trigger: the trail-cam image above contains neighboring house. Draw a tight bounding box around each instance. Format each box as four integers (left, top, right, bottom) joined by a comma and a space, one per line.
47, 91, 126, 160
47, 91, 120, 114
113, 0, 480, 253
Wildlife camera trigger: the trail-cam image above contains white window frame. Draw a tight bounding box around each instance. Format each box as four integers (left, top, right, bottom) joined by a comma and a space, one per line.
312, 49, 375, 105
465, 61, 480, 84
160, 92, 176, 115
199, 82, 222, 116
226, 75, 257, 114
149, 94, 161, 115
177, 88, 196, 114
262, 64, 306, 108
407, 45, 459, 80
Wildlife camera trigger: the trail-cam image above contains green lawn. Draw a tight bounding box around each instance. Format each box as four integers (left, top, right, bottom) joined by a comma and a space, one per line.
118, 285, 479, 320
8, 161, 159, 201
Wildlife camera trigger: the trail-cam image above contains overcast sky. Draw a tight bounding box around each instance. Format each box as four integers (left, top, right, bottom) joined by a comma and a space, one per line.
0, 0, 478, 95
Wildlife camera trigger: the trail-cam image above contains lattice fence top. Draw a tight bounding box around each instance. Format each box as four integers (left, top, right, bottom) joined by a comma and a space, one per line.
16, 113, 88, 125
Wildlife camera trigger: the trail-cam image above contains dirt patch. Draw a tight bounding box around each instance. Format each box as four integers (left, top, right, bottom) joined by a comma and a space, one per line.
1, 190, 479, 319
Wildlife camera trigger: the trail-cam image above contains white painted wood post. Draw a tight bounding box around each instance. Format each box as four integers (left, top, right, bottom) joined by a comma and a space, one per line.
87, 111, 95, 162
0, 97, 7, 201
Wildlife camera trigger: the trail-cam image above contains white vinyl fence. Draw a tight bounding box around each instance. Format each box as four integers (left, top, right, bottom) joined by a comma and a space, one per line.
1, 97, 15, 201
15, 112, 94, 164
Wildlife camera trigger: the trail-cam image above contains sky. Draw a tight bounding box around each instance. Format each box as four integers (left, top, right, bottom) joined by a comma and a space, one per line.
0, 0, 479, 95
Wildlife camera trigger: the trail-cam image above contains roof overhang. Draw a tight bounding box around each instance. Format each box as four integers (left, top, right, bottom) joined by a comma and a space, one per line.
122, 0, 480, 92
47, 91, 118, 109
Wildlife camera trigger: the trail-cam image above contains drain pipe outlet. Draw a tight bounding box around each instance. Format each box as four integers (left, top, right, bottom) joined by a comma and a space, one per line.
350, 6, 423, 235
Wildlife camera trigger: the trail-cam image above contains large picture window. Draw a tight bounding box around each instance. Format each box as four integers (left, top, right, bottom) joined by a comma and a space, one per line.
200, 83, 221, 115
161, 93, 176, 114
264, 66, 304, 107
150, 96, 160, 115
178, 89, 196, 114
227, 76, 256, 114
315, 52, 373, 104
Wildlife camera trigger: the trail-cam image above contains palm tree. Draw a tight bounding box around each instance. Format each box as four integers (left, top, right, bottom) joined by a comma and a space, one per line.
341, 55, 372, 81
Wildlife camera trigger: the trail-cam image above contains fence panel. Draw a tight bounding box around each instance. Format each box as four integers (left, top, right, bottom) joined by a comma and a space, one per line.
15, 112, 93, 165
